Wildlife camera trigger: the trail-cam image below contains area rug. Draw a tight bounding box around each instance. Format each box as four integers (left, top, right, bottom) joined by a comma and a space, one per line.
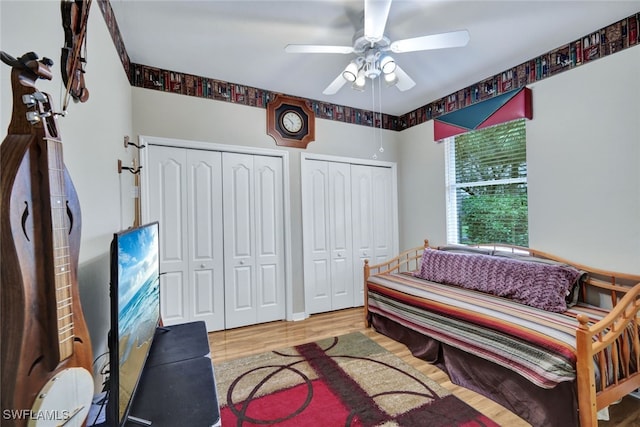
215, 332, 499, 426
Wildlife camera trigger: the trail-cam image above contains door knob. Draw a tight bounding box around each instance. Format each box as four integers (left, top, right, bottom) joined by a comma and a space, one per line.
200, 263, 205, 269
239, 260, 245, 265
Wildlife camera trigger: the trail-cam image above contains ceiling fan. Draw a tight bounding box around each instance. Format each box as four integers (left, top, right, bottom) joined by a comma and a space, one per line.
285, 0, 470, 95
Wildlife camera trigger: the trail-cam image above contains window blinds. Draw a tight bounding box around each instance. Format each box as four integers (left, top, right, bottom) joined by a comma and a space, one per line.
446, 119, 528, 246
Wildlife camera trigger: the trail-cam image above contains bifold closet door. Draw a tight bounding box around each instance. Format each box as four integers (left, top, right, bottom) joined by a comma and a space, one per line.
351, 165, 394, 305
302, 160, 354, 314
222, 152, 285, 329
146, 146, 225, 331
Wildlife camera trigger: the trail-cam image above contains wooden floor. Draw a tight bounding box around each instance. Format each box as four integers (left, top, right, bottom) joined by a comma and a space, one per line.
208, 307, 640, 427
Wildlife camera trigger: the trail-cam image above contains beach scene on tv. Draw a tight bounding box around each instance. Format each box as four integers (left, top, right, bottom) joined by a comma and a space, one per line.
117, 224, 160, 420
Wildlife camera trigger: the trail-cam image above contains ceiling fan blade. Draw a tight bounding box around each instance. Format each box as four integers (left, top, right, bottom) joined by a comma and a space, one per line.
285, 44, 354, 54
390, 30, 470, 53
364, 0, 392, 43
394, 65, 415, 91
323, 74, 347, 95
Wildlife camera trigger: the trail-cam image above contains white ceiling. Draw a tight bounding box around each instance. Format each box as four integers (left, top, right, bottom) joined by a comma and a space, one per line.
110, 0, 640, 116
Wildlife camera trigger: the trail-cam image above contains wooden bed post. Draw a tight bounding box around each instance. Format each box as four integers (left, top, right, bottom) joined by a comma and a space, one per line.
576, 314, 597, 427
364, 259, 370, 327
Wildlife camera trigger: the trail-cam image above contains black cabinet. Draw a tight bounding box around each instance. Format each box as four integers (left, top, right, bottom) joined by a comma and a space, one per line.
94, 321, 220, 426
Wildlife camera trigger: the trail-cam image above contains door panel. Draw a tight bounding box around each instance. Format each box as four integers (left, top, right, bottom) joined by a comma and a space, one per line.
187, 150, 224, 330
154, 154, 186, 268
311, 260, 330, 301
328, 162, 353, 310
254, 156, 285, 322
350, 165, 373, 306
233, 266, 253, 310
372, 166, 394, 263
302, 161, 332, 314
192, 269, 215, 315
223, 153, 256, 328
159, 271, 186, 324
148, 147, 189, 325
229, 162, 253, 259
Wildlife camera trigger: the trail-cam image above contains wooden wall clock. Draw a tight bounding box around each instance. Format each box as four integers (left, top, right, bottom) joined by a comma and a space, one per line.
267, 94, 315, 148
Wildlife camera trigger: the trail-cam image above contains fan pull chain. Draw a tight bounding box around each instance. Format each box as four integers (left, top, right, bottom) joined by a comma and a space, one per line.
378, 77, 384, 155
371, 80, 378, 159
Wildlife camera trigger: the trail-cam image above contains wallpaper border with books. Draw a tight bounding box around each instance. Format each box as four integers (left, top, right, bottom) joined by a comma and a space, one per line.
98, 1, 638, 133
127, 63, 398, 130
397, 12, 640, 130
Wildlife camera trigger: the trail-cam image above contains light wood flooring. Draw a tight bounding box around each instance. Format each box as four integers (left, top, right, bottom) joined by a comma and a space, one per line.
208, 307, 640, 427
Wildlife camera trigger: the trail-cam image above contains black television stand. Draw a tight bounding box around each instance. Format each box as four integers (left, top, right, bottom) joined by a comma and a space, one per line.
96, 321, 221, 426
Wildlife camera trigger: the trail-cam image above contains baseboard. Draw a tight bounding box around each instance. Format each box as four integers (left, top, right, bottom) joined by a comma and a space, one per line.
290, 311, 308, 322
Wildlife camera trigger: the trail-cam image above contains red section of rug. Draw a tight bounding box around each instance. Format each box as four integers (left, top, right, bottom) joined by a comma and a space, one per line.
221, 378, 362, 427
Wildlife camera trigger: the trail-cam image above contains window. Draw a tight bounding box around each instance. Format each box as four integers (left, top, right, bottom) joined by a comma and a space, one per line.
445, 119, 528, 246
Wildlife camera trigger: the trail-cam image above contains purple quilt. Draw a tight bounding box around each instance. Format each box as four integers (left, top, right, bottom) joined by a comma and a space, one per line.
414, 248, 582, 312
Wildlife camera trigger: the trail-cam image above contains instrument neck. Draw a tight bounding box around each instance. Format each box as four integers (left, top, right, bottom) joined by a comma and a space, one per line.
45, 138, 75, 361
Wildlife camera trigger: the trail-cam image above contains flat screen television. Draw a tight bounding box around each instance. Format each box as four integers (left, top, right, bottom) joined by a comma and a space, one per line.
107, 222, 160, 426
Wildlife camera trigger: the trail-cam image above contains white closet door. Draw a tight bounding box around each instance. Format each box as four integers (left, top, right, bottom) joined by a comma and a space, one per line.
302, 160, 332, 314
302, 160, 353, 314
254, 155, 285, 323
328, 162, 354, 310
351, 165, 394, 306
223, 153, 285, 328
187, 150, 225, 331
223, 153, 256, 328
147, 146, 190, 326
351, 164, 374, 306
371, 166, 394, 264
147, 146, 225, 331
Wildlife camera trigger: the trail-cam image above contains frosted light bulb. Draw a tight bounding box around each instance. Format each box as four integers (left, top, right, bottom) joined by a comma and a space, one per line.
379, 147, 384, 153
372, 153, 378, 160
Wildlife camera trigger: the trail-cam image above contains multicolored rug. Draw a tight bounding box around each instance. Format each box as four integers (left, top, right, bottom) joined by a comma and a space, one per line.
215, 332, 499, 426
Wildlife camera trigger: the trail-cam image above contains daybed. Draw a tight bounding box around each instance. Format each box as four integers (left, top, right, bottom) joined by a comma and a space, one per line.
364, 240, 640, 427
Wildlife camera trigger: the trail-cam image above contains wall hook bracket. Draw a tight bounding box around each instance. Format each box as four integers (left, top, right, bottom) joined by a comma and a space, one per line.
118, 159, 142, 175
124, 135, 145, 150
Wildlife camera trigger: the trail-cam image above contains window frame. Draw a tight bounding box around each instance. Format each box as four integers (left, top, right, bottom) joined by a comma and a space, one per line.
444, 120, 528, 246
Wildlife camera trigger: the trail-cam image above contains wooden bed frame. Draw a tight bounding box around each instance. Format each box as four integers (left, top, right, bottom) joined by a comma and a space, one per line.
364, 239, 640, 427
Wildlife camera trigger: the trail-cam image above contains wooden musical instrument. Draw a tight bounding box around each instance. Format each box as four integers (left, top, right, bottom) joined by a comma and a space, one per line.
1, 51, 93, 426
61, 0, 92, 110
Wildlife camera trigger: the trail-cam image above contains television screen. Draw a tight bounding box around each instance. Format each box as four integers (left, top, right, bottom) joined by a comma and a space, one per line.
108, 222, 160, 426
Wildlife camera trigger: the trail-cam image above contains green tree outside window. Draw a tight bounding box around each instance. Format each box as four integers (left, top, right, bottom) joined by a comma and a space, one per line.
446, 119, 528, 246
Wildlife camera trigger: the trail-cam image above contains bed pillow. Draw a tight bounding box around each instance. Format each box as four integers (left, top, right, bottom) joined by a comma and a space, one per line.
414, 248, 583, 312
491, 251, 586, 307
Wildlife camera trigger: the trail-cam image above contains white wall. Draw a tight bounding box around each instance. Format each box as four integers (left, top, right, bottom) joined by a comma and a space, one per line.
1, 1, 134, 388
527, 45, 639, 274
396, 119, 448, 250
398, 45, 640, 275
132, 88, 401, 314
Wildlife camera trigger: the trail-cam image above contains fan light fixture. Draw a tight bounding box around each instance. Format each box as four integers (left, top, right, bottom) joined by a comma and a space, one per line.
380, 54, 396, 74
383, 71, 398, 86
344, 51, 398, 91
342, 60, 359, 82
353, 70, 366, 91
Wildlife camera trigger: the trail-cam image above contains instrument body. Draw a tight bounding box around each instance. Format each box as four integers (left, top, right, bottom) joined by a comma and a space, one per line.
1, 52, 93, 426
